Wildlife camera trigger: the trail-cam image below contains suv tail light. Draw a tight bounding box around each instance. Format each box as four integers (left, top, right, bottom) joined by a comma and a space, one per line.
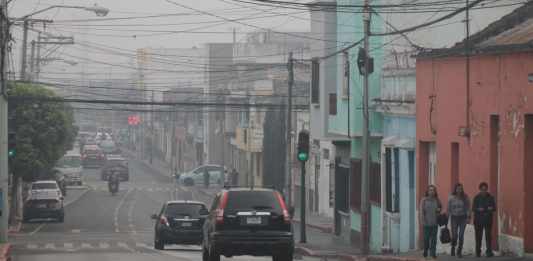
276, 192, 291, 224
160, 216, 169, 226
216, 192, 229, 224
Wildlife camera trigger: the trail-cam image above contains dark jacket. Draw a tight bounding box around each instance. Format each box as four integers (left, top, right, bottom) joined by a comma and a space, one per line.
472, 193, 496, 224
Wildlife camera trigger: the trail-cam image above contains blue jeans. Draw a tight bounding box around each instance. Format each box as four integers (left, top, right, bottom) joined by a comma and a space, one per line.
451, 215, 467, 250
423, 226, 438, 257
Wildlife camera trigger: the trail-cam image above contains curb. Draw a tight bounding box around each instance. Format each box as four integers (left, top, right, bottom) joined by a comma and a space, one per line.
295, 246, 426, 261
292, 219, 333, 233
0, 243, 11, 261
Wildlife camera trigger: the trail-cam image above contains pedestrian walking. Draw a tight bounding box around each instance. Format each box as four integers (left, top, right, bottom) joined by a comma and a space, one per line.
420, 185, 442, 259
231, 168, 239, 186
203, 169, 210, 188
448, 183, 471, 258
473, 182, 496, 257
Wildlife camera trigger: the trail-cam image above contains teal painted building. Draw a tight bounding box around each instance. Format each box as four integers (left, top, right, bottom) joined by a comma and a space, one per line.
328, 0, 384, 252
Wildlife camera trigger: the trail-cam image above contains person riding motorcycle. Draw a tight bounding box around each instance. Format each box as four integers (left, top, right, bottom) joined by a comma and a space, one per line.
108, 171, 120, 193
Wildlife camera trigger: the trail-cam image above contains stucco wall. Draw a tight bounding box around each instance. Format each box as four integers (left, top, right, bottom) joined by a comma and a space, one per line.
416, 51, 533, 254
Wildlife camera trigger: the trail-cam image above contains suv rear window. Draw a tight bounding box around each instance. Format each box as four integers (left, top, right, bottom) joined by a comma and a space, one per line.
165, 203, 206, 218
32, 183, 58, 190
225, 191, 281, 212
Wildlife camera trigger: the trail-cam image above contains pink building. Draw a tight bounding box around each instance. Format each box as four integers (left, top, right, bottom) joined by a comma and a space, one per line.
416, 2, 533, 256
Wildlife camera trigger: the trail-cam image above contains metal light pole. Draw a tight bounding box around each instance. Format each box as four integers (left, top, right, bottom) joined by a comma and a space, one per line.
286, 52, 294, 207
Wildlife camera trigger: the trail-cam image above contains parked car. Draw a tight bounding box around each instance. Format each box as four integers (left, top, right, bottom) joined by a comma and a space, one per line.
177, 165, 225, 186
202, 187, 294, 261
81, 145, 106, 168
151, 200, 209, 250
101, 155, 129, 181
24, 181, 65, 222
54, 151, 83, 186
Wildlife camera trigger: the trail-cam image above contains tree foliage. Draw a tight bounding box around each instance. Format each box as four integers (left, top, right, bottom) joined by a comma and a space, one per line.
8, 82, 78, 181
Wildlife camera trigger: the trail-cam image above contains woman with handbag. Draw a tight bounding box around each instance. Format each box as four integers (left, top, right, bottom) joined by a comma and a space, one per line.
420, 185, 442, 259
448, 183, 471, 258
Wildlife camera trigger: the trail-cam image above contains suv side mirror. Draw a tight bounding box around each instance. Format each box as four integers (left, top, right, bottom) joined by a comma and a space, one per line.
289, 206, 295, 218
150, 214, 159, 220
199, 209, 209, 216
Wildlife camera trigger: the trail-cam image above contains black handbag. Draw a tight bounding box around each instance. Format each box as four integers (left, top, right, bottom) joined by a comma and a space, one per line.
440, 226, 451, 244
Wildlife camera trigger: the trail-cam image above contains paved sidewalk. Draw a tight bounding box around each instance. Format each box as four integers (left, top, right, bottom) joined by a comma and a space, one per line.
293, 208, 334, 233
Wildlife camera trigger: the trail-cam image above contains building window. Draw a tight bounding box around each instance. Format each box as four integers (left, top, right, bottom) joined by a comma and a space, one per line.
329, 94, 337, 115
385, 148, 399, 213
429, 142, 437, 185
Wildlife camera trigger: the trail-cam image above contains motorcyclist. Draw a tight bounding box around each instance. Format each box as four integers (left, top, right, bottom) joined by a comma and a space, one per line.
108, 171, 120, 193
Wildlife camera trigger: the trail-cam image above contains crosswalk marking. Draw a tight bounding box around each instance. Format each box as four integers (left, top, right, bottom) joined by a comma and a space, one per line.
16, 241, 156, 251
89, 186, 176, 192
80, 243, 93, 249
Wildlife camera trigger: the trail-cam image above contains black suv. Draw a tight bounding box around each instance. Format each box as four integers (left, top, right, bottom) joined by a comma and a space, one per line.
202, 188, 293, 261
152, 200, 209, 250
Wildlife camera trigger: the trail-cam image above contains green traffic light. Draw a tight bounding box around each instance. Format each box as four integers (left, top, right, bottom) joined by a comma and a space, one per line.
297, 152, 308, 162
8, 149, 15, 158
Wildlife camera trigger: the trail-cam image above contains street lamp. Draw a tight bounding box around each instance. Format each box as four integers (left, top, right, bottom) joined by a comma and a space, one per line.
19, 4, 109, 19
16, 4, 110, 80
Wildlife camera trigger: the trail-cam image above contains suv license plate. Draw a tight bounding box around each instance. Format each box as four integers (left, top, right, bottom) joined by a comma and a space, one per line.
246, 217, 262, 225
181, 222, 192, 227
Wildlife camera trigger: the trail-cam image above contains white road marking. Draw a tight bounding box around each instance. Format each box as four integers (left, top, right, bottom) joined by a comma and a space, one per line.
26, 244, 38, 249
114, 189, 133, 233
44, 243, 55, 249
99, 242, 110, 249
117, 242, 135, 253
29, 223, 46, 236
71, 229, 81, 233
135, 242, 147, 248
80, 243, 93, 249
64, 243, 74, 249
127, 195, 137, 235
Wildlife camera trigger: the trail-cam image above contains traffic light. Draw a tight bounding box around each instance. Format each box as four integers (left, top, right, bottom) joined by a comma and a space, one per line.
8, 132, 15, 158
297, 130, 310, 162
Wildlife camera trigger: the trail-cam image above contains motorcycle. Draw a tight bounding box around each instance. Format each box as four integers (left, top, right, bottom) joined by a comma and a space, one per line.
108, 172, 120, 196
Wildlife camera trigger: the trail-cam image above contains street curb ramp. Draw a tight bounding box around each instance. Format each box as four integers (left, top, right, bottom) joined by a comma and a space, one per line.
295, 246, 426, 261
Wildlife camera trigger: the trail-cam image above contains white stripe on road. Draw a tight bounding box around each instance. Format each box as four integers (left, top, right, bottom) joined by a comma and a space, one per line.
99, 242, 110, 249
44, 243, 55, 249
80, 243, 93, 249
29, 223, 46, 236
117, 242, 135, 253
64, 243, 73, 249
114, 189, 133, 233
26, 244, 38, 249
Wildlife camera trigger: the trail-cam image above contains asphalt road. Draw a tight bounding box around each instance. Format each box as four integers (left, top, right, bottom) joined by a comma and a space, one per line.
9, 156, 326, 261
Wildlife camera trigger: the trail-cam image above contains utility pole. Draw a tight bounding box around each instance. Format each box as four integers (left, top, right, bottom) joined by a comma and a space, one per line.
35, 34, 41, 81
20, 20, 29, 80
150, 90, 154, 164
286, 52, 294, 207
361, 0, 371, 255
171, 106, 177, 199
29, 40, 35, 81
0, 0, 10, 243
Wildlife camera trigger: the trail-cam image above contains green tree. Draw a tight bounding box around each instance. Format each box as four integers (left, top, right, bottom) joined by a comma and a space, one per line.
8, 82, 78, 181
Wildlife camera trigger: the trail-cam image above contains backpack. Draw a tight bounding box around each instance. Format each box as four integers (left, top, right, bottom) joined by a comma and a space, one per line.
440, 226, 451, 244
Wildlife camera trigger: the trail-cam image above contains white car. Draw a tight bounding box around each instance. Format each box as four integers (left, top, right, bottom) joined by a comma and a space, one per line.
28, 180, 64, 200
55, 151, 83, 186
177, 165, 226, 186
25, 180, 65, 222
